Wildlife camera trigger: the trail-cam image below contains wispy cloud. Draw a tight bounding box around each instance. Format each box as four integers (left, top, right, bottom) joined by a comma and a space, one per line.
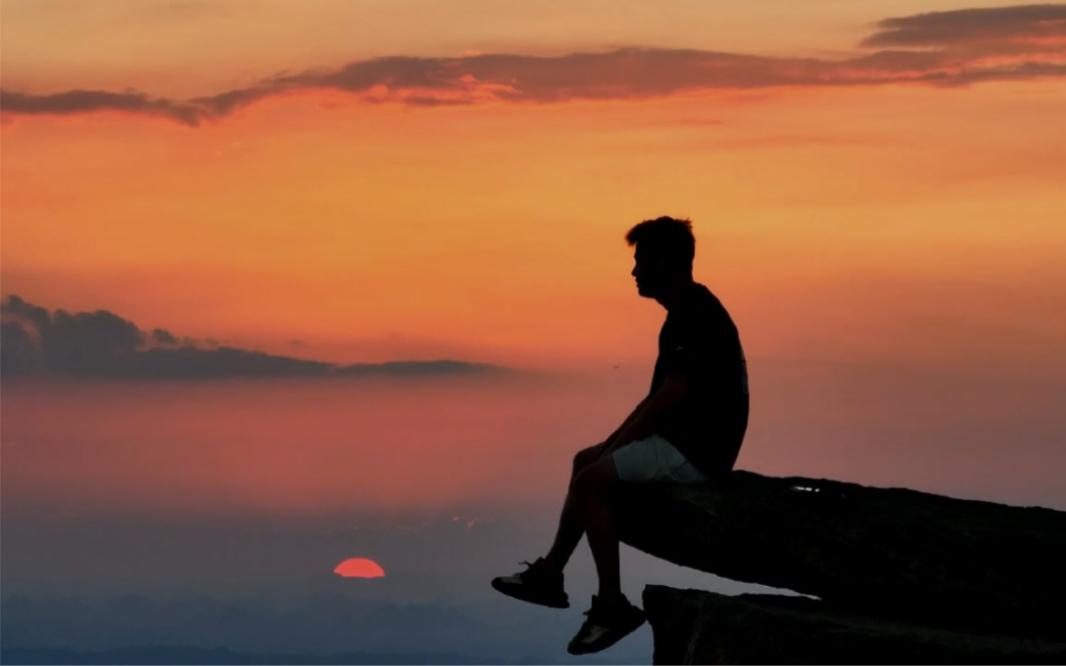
0, 89, 203, 126
0, 295, 503, 379
861, 4, 1066, 48
1, 4, 1064, 126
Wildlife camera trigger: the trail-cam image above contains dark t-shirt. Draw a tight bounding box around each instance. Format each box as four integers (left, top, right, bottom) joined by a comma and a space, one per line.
648, 281, 749, 480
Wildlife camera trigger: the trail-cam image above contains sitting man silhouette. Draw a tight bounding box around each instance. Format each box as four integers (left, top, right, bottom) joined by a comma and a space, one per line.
491, 216, 750, 655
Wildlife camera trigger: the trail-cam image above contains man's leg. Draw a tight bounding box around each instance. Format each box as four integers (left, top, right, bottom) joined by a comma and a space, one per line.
563, 451, 646, 656
489, 442, 613, 610
542, 442, 607, 572
571, 453, 623, 603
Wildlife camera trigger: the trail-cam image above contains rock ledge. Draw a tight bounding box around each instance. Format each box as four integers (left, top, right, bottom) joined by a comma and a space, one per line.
610, 471, 1066, 663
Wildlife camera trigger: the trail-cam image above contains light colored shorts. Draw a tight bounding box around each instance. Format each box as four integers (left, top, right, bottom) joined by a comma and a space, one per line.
611, 434, 710, 484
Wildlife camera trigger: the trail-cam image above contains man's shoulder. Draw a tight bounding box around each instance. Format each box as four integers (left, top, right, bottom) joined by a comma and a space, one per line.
692, 282, 725, 307
679, 283, 731, 324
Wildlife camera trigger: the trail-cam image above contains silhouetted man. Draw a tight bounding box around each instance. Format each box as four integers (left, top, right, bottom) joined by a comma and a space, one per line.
491, 216, 750, 655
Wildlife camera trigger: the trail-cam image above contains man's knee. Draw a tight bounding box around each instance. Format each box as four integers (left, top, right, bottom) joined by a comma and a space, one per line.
571, 458, 616, 496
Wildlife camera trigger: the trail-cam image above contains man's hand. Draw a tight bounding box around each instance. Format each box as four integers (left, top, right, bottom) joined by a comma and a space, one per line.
604, 374, 688, 454
573, 439, 613, 474
586, 373, 687, 468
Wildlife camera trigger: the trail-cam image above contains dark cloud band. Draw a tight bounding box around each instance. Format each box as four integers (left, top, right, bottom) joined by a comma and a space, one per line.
1, 4, 1064, 126
862, 4, 1066, 47
0, 295, 503, 380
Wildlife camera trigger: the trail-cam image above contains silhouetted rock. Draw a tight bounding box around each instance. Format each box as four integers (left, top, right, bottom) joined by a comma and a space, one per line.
613, 471, 1066, 642
642, 586, 1066, 665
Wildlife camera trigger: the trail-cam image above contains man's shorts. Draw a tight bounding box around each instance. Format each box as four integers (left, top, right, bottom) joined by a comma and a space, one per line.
611, 434, 709, 484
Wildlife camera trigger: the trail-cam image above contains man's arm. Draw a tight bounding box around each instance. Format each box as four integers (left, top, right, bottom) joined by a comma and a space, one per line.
603, 394, 652, 446
602, 374, 687, 455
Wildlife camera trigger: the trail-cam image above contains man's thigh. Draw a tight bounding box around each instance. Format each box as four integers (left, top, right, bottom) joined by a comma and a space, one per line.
612, 435, 707, 485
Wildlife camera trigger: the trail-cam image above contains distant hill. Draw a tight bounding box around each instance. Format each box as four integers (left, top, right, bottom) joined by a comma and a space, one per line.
1, 594, 652, 664
1, 295, 508, 380
1, 646, 648, 665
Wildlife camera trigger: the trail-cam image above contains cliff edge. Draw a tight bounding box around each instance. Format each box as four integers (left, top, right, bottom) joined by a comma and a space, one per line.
610, 471, 1066, 663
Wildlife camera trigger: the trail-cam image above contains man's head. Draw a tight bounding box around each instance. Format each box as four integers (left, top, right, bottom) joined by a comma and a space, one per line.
625, 216, 695, 300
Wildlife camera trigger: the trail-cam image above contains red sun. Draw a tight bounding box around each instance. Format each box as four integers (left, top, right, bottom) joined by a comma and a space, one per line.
333, 557, 386, 578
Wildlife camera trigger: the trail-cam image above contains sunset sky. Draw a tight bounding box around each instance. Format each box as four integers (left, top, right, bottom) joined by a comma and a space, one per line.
3, 0, 1064, 368
2, 3, 1065, 648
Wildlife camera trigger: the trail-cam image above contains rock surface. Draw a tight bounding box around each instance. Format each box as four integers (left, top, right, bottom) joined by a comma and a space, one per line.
642, 586, 1066, 665
612, 471, 1066, 641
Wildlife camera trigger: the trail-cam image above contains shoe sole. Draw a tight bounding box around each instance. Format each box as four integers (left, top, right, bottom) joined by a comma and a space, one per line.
566, 614, 646, 655
490, 578, 570, 609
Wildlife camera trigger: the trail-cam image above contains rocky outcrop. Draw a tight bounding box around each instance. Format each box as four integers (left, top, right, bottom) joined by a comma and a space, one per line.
610, 471, 1066, 663
642, 586, 1066, 665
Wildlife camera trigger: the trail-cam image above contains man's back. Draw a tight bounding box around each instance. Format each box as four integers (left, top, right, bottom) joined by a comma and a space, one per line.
647, 281, 749, 479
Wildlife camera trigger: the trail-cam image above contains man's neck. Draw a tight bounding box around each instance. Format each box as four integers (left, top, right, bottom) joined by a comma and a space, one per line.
656, 278, 696, 312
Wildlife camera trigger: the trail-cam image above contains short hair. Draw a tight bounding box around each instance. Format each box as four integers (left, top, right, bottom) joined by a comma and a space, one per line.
625, 216, 695, 274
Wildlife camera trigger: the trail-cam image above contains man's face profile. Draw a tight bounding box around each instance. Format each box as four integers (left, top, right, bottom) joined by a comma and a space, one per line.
631, 244, 671, 299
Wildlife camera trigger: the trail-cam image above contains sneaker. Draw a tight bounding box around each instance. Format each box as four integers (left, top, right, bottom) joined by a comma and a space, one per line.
567, 594, 646, 655
490, 557, 569, 609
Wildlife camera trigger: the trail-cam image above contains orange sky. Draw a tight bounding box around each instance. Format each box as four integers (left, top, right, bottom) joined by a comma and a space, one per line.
1, 2, 1064, 425
1, 1, 1032, 95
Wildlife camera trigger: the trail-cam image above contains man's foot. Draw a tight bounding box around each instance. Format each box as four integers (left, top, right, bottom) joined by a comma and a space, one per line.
567, 594, 646, 655
491, 557, 570, 609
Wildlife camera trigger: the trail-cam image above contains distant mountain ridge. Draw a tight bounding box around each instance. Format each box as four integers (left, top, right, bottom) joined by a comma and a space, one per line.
1, 646, 645, 665
0, 594, 652, 664
1, 295, 507, 379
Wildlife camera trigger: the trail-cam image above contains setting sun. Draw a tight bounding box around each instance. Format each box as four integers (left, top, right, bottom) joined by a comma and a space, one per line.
333, 558, 386, 579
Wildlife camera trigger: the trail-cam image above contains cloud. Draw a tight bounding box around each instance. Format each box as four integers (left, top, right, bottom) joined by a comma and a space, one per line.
861, 4, 1066, 49
1, 4, 1064, 126
335, 360, 499, 377
151, 328, 179, 345
0, 295, 505, 380
0, 89, 204, 127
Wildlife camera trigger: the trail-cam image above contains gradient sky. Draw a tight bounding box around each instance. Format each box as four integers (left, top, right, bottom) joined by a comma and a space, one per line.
3, 1, 1065, 369
2, 1, 1065, 623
